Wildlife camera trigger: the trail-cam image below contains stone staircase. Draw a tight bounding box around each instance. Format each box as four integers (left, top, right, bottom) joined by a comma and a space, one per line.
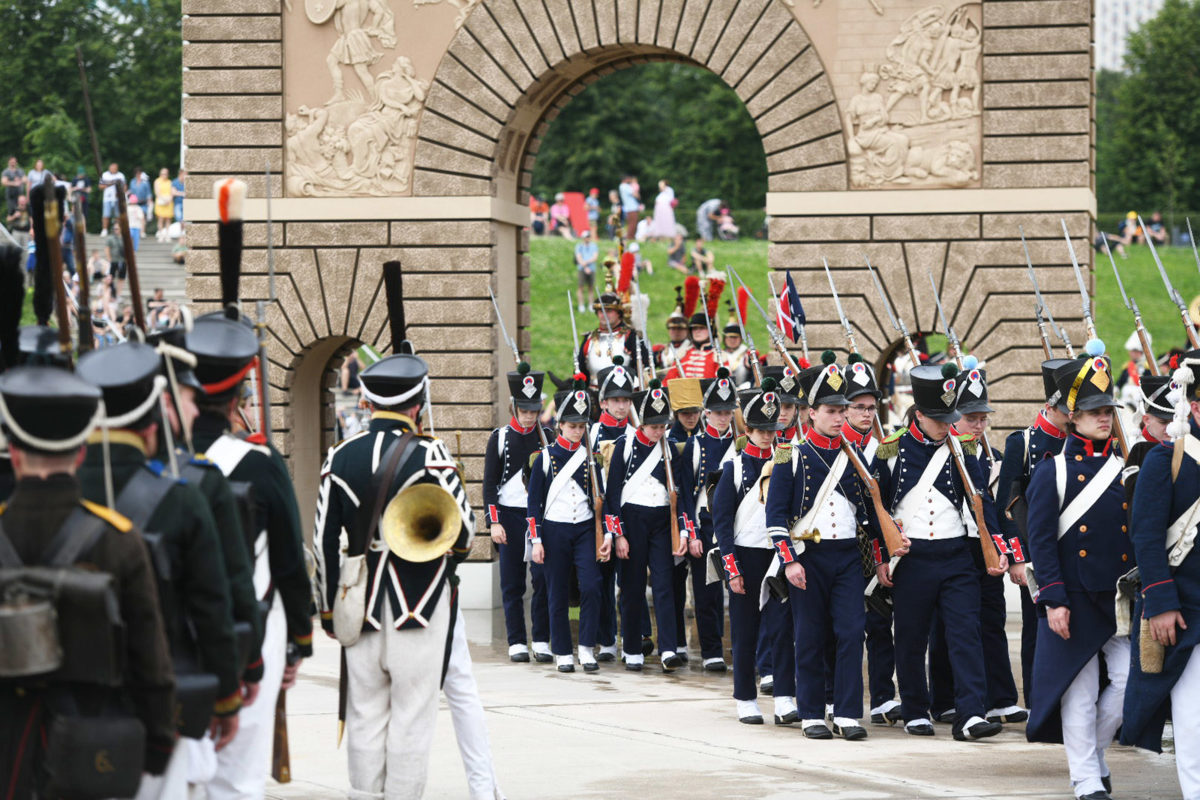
82, 230, 187, 312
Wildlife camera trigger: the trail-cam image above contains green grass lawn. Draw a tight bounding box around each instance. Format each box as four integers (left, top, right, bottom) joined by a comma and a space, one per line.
528, 236, 1200, 375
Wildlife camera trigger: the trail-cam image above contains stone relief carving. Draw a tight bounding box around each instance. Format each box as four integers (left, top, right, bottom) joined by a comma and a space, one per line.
844, 4, 981, 189
285, 0, 429, 197
412, 0, 482, 29
779, 0, 885, 15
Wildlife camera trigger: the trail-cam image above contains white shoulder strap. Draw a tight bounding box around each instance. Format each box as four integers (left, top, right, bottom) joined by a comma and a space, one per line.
1057, 455, 1122, 538
733, 453, 743, 491
1054, 453, 1066, 510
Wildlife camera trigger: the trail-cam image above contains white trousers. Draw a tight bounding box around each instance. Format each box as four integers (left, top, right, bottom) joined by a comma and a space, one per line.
206, 596, 285, 800
129, 741, 188, 800
1061, 634, 1130, 798
1172, 646, 1200, 800
346, 593, 449, 800
444, 608, 503, 800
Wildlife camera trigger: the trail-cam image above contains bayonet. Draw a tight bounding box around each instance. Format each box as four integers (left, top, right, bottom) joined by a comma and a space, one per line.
728, 266, 796, 382
927, 270, 962, 362
567, 291, 581, 375
1142, 214, 1200, 348
1020, 227, 1071, 357
1103, 233, 1159, 376
1189, 218, 1200, 280
1062, 218, 1097, 340
823, 258, 859, 354
865, 254, 920, 368
489, 286, 521, 366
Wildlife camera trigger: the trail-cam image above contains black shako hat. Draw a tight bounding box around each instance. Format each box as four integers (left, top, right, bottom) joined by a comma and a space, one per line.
798, 351, 849, 408
1053, 350, 1120, 414
507, 362, 545, 411
0, 366, 102, 454
954, 356, 994, 415
910, 363, 962, 423
187, 312, 259, 400
596, 355, 635, 400
1041, 358, 1075, 410
76, 342, 165, 430
761, 364, 804, 406
359, 354, 430, 409
18, 325, 71, 369
701, 368, 739, 411
633, 380, 671, 426
739, 378, 783, 432
554, 377, 592, 424
1140, 374, 1174, 421
844, 353, 880, 401
145, 325, 204, 393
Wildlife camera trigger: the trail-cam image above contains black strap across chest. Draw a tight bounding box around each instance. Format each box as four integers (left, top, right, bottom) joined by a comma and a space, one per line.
114, 467, 177, 533
0, 506, 111, 568
347, 431, 418, 558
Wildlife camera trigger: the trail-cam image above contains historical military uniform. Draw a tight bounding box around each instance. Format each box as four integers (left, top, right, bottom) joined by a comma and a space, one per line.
484, 363, 551, 663
1026, 355, 1132, 800
665, 314, 718, 380
929, 365, 1024, 725
526, 382, 603, 672
679, 372, 740, 670
994, 358, 1073, 706
315, 353, 473, 798
605, 382, 697, 670
766, 355, 880, 739
876, 364, 1004, 741
188, 313, 313, 800
1123, 373, 1173, 503
656, 287, 693, 372
714, 381, 795, 724
1123, 352, 1200, 800
76, 342, 242, 797
719, 310, 753, 389
666, 378, 702, 664
0, 366, 176, 796
576, 292, 646, 390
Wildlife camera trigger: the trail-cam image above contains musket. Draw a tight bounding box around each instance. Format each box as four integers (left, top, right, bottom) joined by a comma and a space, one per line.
1020, 227, 1069, 358
826, 259, 884, 440
37, 177, 73, 361
662, 433, 683, 556
823, 258, 860, 355
1142, 214, 1200, 349
630, 272, 652, 387
769, 272, 808, 363
1189, 218, 1200, 281
866, 255, 920, 368
489, 286, 522, 365
948, 435, 1004, 573
71, 193, 93, 352
724, 268, 767, 384
567, 290, 582, 375
77, 46, 145, 332
1103, 233, 1159, 376
701, 279, 722, 367
582, 410, 607, 563
727, 266, 792, 382
1062, 220, 1131, 458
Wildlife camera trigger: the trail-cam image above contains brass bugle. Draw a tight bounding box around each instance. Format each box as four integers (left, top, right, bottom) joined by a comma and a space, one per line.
381, 483, 462, 563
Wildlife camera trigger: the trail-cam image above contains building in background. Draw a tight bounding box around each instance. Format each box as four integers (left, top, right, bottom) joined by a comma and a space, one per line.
1096, 0, 1165, 71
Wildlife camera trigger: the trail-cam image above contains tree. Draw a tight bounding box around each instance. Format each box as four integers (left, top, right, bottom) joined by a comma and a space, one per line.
1102, 0, 1200, 213
530, 62, 768, 212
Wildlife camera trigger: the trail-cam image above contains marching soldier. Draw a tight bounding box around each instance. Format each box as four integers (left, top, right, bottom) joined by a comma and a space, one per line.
995, 357, 1073, 707
527, 378, 609, 673
874, 363, 1007, 741
0, 366, 176, 795
605, 380, 697, 671
657, 287, 692, 371
766, 352, 882, 740
665, 313, 718, 380
1123, 373, 1172, 502
719, 306, 752, 389
839, 353, 901, 725
1123, 350, 1200, 800
667, 377, 703, 664
576, 290, 645, 390
315, 347, 474, 797
929, 362, 1025, 725
678, 371, 740, 670
188, 313, 313, 799
484, 362, 552, 664
714, 379, 795, 723
1026, 349, 1132, 800
762, 365, 805, 443
76, 342, 242, 794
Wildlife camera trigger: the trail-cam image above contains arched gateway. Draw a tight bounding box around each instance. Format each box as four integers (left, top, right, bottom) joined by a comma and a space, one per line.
182, 0, 1095, 528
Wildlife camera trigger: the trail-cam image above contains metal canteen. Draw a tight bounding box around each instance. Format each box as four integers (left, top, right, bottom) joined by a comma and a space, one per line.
0, 590, 64, 677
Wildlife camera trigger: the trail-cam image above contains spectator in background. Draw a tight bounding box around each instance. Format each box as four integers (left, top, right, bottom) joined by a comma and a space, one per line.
340, 351, 362, 395
607, 189, 622, 239
690, 236, 715, 277
586, 187, 601, 239
695, 197, 722, 241
1146, 211, 1168, 245
130, 168, 151, 225
154, 168, 174, 239
172, 235, 188, 265
529, 195, 548, 235
1117, 211, 1142, 244
100, 162, 125, 235
619, 174, 642, 240
717, 206, 739, 240
60, 210, 76, 277
25, 159, 47, 198
574, 229, 598, 312
72, 169, 91, 219
628, 241, 652, 275
2, 156, 25, 215
147, 287, 168, 318
649, 179, 676, 240
634, 214, 653, 242
549, 193, 574, 239
667, 232, 689, 274
87, 249, 109, 281
171, 168, 187, 223
6, 194, 31, 249
126, 192, 145, 252
106, 227, 127, 299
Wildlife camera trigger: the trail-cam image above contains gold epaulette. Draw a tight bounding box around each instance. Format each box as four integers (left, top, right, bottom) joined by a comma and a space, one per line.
734, 434, 747, 453
528, 451, 540, 469
773, 443, 792, 464
598, 440, 617, 468
876, 438, 901, 461
956, 433, 979, 456
81, 500, 134, 533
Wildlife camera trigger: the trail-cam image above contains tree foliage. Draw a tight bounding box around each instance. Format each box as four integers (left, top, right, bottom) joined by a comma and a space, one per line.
0, 0, 181, 181
530, 62, 767, 211
1098, 0, 1200, 216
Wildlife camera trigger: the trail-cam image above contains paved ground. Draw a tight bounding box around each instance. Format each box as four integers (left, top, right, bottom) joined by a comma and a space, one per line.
266, 608, 1185, 800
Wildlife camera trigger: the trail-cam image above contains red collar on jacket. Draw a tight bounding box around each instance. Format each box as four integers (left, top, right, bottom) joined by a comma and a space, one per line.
1069, 433, 1112, 457
779, 425, 798, 441
509, 417, 535, 434
1034, 411, 1067, 439
907, 420, 948, 445
599, 412, 629, 428
556, 435, 581, 451
805, 429, 843, 450
1142, 430, 1161, 445
841, 422, 871, 448
635, 429, 656, 446
704, 422, 733, 439
744, 443, 772, 459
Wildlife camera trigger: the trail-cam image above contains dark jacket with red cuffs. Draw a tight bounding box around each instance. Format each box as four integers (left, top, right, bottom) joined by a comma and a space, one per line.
483, 418, 548, 527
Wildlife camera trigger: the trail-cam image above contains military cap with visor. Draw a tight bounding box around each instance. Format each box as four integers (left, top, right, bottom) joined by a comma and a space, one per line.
910, 363, 963, 423
507, 362, 545, 411
798, 351, 849, 408
738, 378, 783, 432
0, 366, 103, 454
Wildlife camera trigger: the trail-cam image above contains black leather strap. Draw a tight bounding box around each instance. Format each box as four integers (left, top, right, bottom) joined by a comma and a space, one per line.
347, 432, 418, 558
114, 467, 176, 533
45, 507, 110, 568
0, 517, 23, 567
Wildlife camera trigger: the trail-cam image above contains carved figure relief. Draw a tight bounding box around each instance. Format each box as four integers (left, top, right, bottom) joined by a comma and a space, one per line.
842, 3, 981, 189
412, 0, 483, 29
285, 0, 430, 197
780, 0, 886, 15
